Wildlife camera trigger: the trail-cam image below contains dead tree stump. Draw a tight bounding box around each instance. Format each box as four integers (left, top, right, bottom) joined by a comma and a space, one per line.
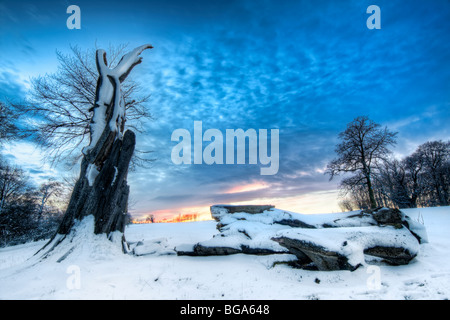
38, 44, 152, 257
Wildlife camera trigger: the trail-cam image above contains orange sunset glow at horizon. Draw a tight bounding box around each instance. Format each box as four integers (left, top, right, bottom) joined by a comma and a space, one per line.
131, 183, 342, 223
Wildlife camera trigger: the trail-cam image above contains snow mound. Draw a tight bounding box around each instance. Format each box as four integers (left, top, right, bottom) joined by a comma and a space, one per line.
129, 238, 176, 256
35, 215, 125, 263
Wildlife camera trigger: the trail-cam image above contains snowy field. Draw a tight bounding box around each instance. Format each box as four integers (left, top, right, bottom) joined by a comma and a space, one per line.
0, 206, 449, 300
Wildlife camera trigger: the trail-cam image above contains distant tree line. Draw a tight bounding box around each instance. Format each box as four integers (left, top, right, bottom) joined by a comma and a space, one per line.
1, 101, 68, 246
327, 116, 449, 211
0, 156, 67, 247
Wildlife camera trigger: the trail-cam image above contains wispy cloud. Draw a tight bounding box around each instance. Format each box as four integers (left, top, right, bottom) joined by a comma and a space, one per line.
1, 0, 449, 219
0, 71, 28, 101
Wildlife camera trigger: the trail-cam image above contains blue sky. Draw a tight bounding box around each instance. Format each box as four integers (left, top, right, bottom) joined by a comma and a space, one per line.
1, 0, 449, 220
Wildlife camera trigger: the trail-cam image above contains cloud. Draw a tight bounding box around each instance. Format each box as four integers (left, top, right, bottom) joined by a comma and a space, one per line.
1, 141, 62, 186
0, 71, 28, 101
1, 0, 449, 220
128, 0, 450, 218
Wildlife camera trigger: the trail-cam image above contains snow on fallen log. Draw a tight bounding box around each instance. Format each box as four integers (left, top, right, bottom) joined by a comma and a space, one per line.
273, 225, 420, 271
176, 205, 290, 256
175, 205, 427, 271
36, 215, 126, 263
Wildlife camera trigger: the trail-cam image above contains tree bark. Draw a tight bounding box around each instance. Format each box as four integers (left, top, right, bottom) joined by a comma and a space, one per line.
366, 175, 377, 209
56, 130, 135, 237
38, 44, 152, 256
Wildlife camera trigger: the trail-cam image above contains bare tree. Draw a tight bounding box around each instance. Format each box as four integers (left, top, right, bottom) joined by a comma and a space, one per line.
17, 44, 153, 167
37, 44, 153, 260
373, 157, 419, 208
366, 141, 449, 209
338, 198, 354, 212
37, 180, 64, 221
0, 102, 27, 146
326, 116, 397, 209
415, 140, 450, 206
339, 173, 372, 209
0, 158, 30, 215
401, 153, 425, 207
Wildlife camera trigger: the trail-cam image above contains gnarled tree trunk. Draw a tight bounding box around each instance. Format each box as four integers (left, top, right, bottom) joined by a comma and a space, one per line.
37, 44, 152, 258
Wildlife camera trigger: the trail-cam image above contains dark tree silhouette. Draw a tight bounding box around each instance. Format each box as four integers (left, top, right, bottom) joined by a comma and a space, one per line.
326, 116, 397, 209
0, 102, 26, 146
0, 159, 29, 215
415, 140, 450, 206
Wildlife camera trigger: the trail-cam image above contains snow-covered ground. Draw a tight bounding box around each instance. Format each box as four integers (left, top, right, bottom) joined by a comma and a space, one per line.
0, 206, 449, 300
